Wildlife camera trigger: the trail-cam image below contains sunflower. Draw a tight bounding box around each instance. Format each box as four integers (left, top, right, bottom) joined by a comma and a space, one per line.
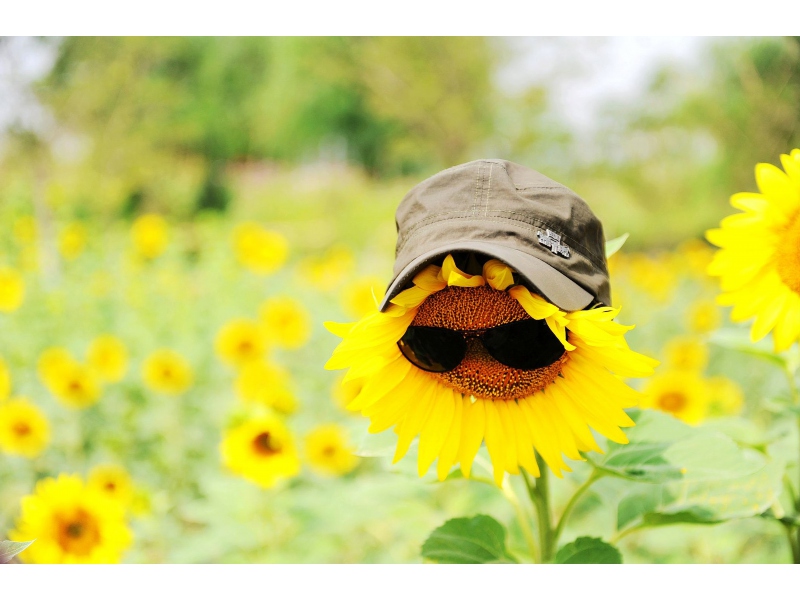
215, 318, 268, 367
259, 296, 311, 349
707, 149, 800, 352
233, 222, 288, 275
0, 356, 10, 401
87, 464, 134, 510
10, 474, 132, 563
47, 359, 102, 410
640, 370, 709, 425
87, 335, 129, 383
706, 376, 744, 417
305, 424, 359, 476
235, 359, 298, 414
0, 397, 50, 458
664, 336, 709, 372
220, 415, 301, 488
687, 298, 722, 334
57, 222, 88, 261
142, 349, 193, 395
131, 214, 169, 260
0, 266, 25, 313
325, 255, 658, 484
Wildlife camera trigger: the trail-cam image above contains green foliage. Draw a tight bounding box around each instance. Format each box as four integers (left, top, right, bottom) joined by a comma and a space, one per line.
604, 233, 629, 258
421, 515, 516, 564
603, 410, 784, 532
0, 540, 33, 564
555, 537, 622, 564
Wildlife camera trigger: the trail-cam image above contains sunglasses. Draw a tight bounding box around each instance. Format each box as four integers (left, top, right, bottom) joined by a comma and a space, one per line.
397, 319, 565, 373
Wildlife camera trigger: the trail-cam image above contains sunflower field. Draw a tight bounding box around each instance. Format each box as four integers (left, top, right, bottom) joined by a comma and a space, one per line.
2, 36, 800, 565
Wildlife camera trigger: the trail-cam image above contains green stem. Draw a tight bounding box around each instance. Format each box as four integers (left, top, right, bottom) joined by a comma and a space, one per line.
522, 456, 555, 563
610, 523, 647, 544
552, 470, 604, 548
501, 475, 539, 563
783, 522, 800, 564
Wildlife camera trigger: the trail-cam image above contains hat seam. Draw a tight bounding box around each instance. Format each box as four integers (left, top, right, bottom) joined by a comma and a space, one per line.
397, 214, 606, 268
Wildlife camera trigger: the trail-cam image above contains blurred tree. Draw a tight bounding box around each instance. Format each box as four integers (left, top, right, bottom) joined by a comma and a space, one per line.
20, 36, 499, 215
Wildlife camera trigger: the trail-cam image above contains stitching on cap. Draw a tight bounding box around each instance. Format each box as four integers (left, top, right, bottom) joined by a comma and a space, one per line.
398, 214, 606, 270
472, 162, 481, 217
484, 163, 493, 217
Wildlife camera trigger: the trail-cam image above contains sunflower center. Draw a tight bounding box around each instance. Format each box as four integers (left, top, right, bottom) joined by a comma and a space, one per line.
57, 509, 101, 556
412, 286, 567, 401
658, 392, 687, 413
776, 212, 800, 294
13, 421, 31, 437
161, 367, 173, 380
238, 340, 254, 354
105, 482, 117, 491
68, 380, 83, 393
253, 432, 281, 456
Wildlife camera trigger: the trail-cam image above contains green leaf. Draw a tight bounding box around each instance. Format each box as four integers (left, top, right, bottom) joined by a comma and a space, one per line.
607, 410, 784, 530
708, 329, 787, 368
555, 537, 622, 564
421, 515, 516, 564
605, 233, 629, 258
0, 540, 34, 564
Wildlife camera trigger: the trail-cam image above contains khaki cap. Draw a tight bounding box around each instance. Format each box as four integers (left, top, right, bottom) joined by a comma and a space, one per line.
379, 159, 611, 312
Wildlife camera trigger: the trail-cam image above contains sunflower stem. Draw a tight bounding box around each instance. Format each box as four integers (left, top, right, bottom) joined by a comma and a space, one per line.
522, 455, 555, 563
552, 470, 604, 548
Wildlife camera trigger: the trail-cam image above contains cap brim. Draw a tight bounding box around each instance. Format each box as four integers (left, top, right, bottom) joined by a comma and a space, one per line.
378, 241, 594, 312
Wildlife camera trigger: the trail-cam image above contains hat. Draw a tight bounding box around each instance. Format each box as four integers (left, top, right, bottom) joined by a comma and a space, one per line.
378, 159, 611, 312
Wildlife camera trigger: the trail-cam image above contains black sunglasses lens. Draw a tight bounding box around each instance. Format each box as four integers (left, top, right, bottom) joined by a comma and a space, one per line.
398, 327, 466, 373
482, 319, 565, 370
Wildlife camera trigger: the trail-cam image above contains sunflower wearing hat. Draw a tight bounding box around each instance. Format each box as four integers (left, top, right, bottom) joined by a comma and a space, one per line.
326, 159, 657, 485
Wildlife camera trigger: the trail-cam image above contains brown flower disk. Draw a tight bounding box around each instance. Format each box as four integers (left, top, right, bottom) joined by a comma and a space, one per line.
411, 286, 567, 400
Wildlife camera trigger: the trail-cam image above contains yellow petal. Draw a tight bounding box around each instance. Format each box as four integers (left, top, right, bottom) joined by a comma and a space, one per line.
436, 390, 464, 481
458, 397, 486, 478
418, 388, 456, 476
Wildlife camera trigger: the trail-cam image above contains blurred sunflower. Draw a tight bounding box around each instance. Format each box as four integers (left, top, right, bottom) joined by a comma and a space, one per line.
13, 215, 37, 245
235, 360, 298, 414
142, 349, 193, 395
299, 247, 354, 291
677, 238, 714, 279
305, 424, 359, 477
57, 222, 88, 261
131, 214, 169, 260
706, 376, 744, 417
342, 275, 385, 318
87, 465, 134, 510
215, 318, 267, 367
641, 370, 709, 425
0, 398, 50, 458
687, 298, 722, 334
0, 356, 10, 401
47, 360, 102, 410
10, 474, 132, 563
0, 266, 25, 312
38, 347, 73, 387
707, 149, 800, 351
220, 415, 301, 488
259, 296, 311, 349
87, 335, 129, 383
664, 336, 709, 372
232, 222, 288, 275
326, 255, 658, 484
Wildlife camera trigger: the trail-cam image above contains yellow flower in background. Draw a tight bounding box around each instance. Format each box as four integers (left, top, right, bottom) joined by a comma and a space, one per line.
0, 398, 50, 458
627, 252, 676, 303
259, 296, 311, 349
49, 361, 102, 409
687, 298, 722, 334
57, 222, 88, 261
707, 376, 744, 417
13, 215, 37, 245
88, 465, 134, 510
10, 474, 132, 563
38, 347, 74, 388
215, 319, 267, 367
233, 222, 288, 275
664, 336, 709, 372
131, 214, 169, 260
677, 238, 714, 279
342, 275, 384, 318
142, 349, 193, 395
87, 335, 129, 383
707, 149, 800, 352
641, 370, 709, 425
235, 360, 298, 414
331, 374, 363, 412
0, 356, 10, 401
221, 415, 301, 488
305, 424, 359, 476
299, 247, 354, 291
326, 255, 658, 484
0, 266, 25, 312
